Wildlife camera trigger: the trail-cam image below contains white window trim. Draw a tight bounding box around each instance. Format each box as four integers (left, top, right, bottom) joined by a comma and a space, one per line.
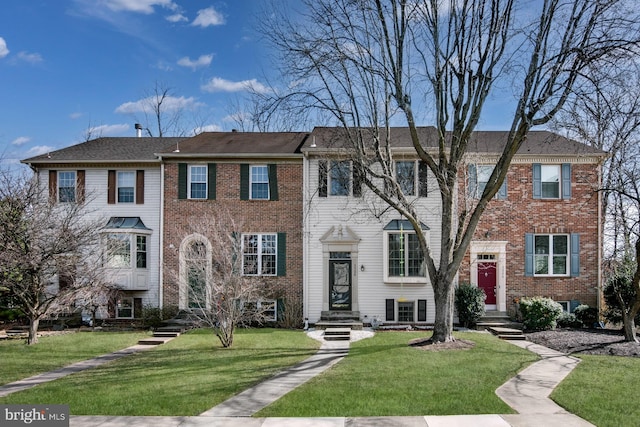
534, 234, 570, 277
329, 160, 352, 197
188, 164, 208, 199
250, 165, 270, 200
179, 233, 212, 310
397, 300, 415, 322
540, 165, 561, 199
116, 171, 135, 204
383, 230, 428, 284
103, 232, 151, 270
242, 233, 278, 276
58, 171, 76, 203
259, 299, 277, 321
116, 297, 134, 319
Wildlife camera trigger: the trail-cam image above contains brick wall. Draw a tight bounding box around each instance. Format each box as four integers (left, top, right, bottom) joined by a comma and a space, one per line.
162, 161, 304, 321
458, 162, 601, 315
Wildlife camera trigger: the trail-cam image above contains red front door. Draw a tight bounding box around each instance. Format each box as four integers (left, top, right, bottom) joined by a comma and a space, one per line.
478, 262, 497, 305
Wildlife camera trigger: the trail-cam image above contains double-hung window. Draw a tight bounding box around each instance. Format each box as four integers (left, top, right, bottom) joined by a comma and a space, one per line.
106, 233, 148, 270
534, 234, 568, 276
330, 161, 351, 196
533, 163, 571, 199
468, 164, 507, 199
117, 171, 135, 203
58, 171, 76, 203
189, 165, 207, 199
250, 165, 269, 200
116, 297, 134, 318
396, 161, 415, 195
383, 220, 427, 282
242, 233, 277, 276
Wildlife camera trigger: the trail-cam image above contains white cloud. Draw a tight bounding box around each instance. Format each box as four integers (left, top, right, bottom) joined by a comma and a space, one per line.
16, 51, 43, 64
0, 37, 9, 58
193, 124, 222, 134
166, 13, 187, 23
26, 145, 55, 157
192, 6, 225, 27
11, 136, 31, 146
88, 123, 130, 136
69, 112, 83, 119
201, 77, 271, 94
115, 95, 204, 114
177, 54, 213, 70
101, 0, 178, 14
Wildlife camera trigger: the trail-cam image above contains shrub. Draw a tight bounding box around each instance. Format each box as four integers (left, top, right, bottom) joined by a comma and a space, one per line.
603, 274, 640, 324
573, 304, 598, 328
519, 297, 563, 331
141, 305, 179, 329
556, 312, 580, 328
455, 283, 486, 328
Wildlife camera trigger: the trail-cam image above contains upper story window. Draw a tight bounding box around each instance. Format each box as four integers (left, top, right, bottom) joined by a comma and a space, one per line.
318, 160, 363, 197
105, 233, 148, 269
250, 165, 269, 200
468, 164, 507, 200
189, 165, 208, 199
58, 171, 76, 203
533, 163, 571, 199
178, 163, 216, 201
242, 233, 277, 276
117, 171, 135, 203
395, 160, 429, 197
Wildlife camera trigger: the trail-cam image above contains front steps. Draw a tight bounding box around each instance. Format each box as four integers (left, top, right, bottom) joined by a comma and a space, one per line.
488, 326, 526, 341
138, 330, 181, 346
323, 327, 351, 341
477, 311, 522, 330
315, 311, 363, 331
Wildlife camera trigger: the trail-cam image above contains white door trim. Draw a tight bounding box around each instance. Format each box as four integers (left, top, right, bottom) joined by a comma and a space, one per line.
470, 241, 507, 312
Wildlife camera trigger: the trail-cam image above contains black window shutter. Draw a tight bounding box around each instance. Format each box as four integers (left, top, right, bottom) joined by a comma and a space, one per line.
418, 161, 429, 197
207, 163, 216, 200
277, 232, 286, 276
178, 163, 187, 199
136, 170, 144, 204
276, 298, 285, 322
385, 299, 395, 321
318, 160, 328, 197
268, 164, 279, 201
133, 298, 143, 319
418, 299, 427, 321
240, 164, 250, 200
352, 163, 363, 197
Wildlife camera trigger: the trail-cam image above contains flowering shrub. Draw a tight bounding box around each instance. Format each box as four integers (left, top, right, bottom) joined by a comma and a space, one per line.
519, 297, 563, 331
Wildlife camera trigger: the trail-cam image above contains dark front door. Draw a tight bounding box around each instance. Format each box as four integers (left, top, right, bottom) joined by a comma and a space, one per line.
478, 262, 497, 305
329, 258, 352, 310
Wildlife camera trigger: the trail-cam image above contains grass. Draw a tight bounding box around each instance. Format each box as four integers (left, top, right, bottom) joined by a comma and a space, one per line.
0, 330, 149, 385
0, 328, 320, 416
255, 331, 537, 417
552, 355, 640, 427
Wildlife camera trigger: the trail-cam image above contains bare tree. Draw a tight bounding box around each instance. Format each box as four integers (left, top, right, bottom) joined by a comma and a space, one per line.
0, 170, 106, 344
172, 208, 271, 348
260, 0, 640, 342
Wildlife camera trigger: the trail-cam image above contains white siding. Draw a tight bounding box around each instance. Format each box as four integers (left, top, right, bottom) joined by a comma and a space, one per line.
303, 157, 442, 323
40, 167, 163, 309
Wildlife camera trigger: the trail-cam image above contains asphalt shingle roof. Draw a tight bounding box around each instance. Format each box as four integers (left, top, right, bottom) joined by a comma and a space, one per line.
22, 137, 186, 164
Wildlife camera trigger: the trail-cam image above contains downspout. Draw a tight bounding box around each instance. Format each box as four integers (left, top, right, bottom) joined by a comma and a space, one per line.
302, 149, 310, 325
159, 158, 165, 309
597, 158, 603, 319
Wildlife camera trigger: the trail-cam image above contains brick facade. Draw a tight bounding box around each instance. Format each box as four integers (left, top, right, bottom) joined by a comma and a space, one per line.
459, 161, 601, 316
162, 161, 304, 323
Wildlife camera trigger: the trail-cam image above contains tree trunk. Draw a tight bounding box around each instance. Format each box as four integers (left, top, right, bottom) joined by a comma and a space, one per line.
622, 313, 639, 343
430, 279, 455, 343
27, 317, 40, 345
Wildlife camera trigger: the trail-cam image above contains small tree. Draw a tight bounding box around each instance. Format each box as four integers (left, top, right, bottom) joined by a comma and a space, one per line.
454, 283, 486, 328
603, 267, 640, 342
0, 170, 107, 344
173, 208, 271, 348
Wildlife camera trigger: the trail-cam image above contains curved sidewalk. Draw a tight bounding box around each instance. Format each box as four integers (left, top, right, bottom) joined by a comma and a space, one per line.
1, 332, 595, 426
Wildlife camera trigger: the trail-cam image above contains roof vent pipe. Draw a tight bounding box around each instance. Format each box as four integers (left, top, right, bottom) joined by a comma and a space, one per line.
135, 123, 143, 138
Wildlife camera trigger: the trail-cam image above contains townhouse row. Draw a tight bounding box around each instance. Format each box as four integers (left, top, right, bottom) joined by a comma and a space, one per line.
22, 127, 605, 324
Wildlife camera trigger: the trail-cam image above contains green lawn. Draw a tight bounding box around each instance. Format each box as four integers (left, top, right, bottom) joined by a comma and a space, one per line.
552, 355, 640, 427
0, 328, 320, 416
0, 331, 149, 385
256, 331, 537, 417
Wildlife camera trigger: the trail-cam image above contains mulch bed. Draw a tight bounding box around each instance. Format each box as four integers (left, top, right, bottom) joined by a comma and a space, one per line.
526, 328, 640, 357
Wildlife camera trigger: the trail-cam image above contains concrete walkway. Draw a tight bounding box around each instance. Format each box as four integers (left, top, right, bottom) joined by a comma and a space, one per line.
0, 331, 596, 426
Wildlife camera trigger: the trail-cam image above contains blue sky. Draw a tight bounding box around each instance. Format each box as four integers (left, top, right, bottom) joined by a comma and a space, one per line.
1, 0, 519, 172
1, 0, 288, 170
